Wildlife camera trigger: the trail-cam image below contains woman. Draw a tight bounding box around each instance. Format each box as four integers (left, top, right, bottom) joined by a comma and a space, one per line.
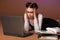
24, 2, 43, 33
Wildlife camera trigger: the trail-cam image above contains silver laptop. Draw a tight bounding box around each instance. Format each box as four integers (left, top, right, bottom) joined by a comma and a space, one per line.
2, 16, 24, 37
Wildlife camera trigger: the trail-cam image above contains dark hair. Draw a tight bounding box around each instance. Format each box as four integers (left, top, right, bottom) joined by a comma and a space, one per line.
26, 2, 38, 9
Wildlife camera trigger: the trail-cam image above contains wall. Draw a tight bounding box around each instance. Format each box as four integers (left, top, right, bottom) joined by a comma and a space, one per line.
0, 0, 60, 20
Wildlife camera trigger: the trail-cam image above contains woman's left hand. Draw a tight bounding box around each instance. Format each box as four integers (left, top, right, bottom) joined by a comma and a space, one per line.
34, 9, 37, 19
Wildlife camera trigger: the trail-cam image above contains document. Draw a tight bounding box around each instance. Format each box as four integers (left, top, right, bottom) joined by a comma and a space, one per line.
46, 27, 60, 34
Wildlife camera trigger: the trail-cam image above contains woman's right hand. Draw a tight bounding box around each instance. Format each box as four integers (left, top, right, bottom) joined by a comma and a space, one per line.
25, 10, 28, 18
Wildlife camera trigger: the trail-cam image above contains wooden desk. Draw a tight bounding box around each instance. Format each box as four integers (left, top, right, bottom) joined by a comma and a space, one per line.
0, 19, 60, 40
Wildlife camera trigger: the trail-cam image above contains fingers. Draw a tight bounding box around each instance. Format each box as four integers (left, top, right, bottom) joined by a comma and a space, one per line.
34, 9, 36, 17
34, 9, 36, 14
25, 10, 28, 17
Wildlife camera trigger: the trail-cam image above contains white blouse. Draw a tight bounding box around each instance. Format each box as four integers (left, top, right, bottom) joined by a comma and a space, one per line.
24, 13, 43, 33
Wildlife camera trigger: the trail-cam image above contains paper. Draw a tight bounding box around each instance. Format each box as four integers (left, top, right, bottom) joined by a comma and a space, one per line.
46, 27, 60, 34
39, 36, 58, 40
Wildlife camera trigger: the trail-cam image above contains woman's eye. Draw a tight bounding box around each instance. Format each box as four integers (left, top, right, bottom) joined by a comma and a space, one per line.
26, 11, 34, 13
30, 12, 33, 13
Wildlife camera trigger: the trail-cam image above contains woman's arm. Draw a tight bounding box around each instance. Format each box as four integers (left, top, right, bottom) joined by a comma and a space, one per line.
34, 14, 43, 33
24, 13, 29, 31
38, 14, 43, 30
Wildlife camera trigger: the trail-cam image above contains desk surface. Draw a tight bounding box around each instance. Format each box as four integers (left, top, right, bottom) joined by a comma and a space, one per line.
0, 19, 60, 40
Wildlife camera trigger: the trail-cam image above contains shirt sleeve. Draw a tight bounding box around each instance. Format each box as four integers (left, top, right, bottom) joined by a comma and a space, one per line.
38, 14, 43, 30
24, 13, 29, 31
34, 14, 43, 33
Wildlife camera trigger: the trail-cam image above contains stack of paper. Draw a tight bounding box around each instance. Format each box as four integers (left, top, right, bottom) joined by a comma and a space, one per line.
46, 27, 60, 34
39, 36, 58, 40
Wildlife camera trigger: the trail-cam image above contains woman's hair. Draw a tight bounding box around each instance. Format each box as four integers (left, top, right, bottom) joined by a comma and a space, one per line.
26, 2, 38, 9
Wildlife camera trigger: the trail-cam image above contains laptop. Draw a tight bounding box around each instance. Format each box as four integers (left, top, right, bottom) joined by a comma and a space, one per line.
2, 16, 25, 37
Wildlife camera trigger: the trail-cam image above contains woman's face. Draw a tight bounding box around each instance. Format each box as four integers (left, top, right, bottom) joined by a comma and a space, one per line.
26, 7, 35, 19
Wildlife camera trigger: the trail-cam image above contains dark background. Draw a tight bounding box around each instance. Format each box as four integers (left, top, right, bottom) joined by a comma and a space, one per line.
0, 0, 60, 20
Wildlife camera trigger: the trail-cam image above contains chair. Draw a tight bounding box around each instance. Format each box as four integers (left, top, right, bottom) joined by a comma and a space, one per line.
41, 18, 60, 30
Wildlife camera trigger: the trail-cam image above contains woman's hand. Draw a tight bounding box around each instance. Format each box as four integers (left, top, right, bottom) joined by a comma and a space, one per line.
34, 9, 37, 19
25, 10, 29, 19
